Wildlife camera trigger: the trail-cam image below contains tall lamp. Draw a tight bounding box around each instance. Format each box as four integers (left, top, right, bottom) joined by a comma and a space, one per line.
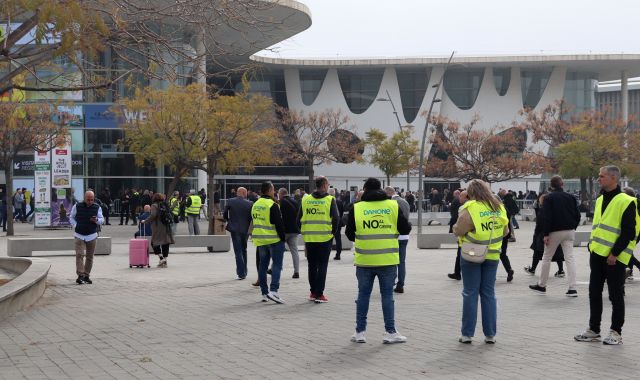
376, 89, 410, 192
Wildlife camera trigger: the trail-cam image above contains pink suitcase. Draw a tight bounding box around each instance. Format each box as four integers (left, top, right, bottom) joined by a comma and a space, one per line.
129, 224, 150, 268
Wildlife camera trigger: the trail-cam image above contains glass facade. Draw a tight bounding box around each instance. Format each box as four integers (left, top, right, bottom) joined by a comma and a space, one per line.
493, 68, 510, 96
563, 71, 597, 115
521, 68, 552, 108
443, 68, 484, 110
337, 68, 385, 114
299, 69, 328, 106
396, 67, 431, 123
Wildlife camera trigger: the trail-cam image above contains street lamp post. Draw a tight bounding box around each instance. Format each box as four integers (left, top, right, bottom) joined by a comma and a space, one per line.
376, 89, 410, 192
417, 52, 455, 234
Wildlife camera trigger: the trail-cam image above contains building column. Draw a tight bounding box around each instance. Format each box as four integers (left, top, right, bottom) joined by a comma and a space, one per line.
621, 70, 629, 125
194, 27, 208, 192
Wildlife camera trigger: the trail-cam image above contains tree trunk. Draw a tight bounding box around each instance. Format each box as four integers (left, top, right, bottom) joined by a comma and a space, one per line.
307, 158, 314, 192
165, 168, 187, 198
207, 155, 216, 236
386, 174, 391, 187
579, 177, 587, 202
6, 160, 14, 236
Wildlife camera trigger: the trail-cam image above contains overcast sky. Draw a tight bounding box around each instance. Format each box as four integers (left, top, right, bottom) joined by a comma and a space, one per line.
260, 0, 640, 58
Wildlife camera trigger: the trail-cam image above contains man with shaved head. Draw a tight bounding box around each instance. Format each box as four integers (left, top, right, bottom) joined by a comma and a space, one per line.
224, 186, 253, 280
70, 190, 104, 285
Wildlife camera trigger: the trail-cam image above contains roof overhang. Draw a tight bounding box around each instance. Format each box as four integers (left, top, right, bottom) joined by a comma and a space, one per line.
252, 53, 640, 81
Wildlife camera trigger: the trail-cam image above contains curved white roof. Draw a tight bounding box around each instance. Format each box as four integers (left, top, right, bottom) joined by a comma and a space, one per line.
252, 53, 640, 81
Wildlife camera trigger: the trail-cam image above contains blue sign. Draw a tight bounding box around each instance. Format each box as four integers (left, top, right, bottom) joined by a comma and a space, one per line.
84, 105, 118, 128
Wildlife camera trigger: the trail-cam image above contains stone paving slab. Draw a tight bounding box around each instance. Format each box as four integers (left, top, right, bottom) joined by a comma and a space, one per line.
1, 222, 640, 379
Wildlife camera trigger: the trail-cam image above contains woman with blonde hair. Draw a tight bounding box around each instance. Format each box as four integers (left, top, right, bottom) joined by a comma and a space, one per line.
453, 179, 509, 344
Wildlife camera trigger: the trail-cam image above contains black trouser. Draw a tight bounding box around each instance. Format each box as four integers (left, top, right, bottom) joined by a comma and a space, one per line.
333, 226, 342, 256
120, 204, 130, 225
628, 255, 640, 272
589, 252, 626, 334
500, 236, 513, 273
306, 240, 332, 296
131, 205, 139, 224
104, 206, 110, 224
0, 212, 6, 231
530, 255, 564, 272
153, 243, 170, 258
453, 246, 461, 276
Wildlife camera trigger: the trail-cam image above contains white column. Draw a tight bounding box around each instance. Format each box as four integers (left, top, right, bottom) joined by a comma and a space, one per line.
621, 70, 629, 125
194, 27, 208, 192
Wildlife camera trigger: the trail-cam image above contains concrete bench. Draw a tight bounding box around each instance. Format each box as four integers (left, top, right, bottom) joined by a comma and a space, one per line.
7, 237, 112, 257
574, 231, 590, 247
417, 233, 458, 249
144, 234, 230, 252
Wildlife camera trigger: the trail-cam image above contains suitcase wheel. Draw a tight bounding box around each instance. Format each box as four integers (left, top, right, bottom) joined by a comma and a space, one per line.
129, 265, 132, 268
147, 265, 150, 268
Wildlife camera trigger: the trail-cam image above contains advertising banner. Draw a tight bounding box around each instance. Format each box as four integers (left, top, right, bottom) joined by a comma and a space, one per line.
52, 134, 72, 188
33, 148, 51, 228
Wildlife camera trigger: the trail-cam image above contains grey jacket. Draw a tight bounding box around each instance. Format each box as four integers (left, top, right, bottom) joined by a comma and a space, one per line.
224, 196, 253, 233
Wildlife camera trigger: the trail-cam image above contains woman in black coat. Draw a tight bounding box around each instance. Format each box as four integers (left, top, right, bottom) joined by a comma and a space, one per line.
524, 193, 565, 276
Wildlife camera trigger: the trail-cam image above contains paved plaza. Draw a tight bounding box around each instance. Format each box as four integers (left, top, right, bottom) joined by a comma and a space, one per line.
1, 220, 640, 379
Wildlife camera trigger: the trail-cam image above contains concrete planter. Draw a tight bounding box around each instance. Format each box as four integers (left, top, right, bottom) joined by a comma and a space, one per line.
0, 257, 50, 320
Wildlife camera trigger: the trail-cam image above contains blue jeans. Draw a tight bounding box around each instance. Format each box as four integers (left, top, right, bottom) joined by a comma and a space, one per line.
258, 241, 285, 295
396, 240, 408, 288
511, 216, 520, 229
230, 232, 249, 278
460, 258, 498, 337
355, 265, 397, 333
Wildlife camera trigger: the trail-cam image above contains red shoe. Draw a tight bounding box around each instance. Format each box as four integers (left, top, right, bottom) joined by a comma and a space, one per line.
314, 294, 329, 303
308, 293, 317, 301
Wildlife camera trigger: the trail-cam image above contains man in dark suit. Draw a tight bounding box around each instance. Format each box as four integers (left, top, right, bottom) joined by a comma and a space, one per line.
224, 187, 253, 280
330, 188, 345, 260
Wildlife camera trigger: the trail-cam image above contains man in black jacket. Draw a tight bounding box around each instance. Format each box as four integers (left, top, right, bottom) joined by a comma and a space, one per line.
278, 188, 301, 278
529, 175, 581, 296
329, 188, 344, 260
345, 178, 412, 343
575, 166, 637, 345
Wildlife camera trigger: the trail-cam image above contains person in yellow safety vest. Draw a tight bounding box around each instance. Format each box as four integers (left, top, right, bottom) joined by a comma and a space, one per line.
185, 189, 202, 236
168, 191, 181, 235
296, 176, 340, 303
251, 181, 286, 304
575, 165, 640, 345
453, 179, 509, 344
345, 177, 411, 344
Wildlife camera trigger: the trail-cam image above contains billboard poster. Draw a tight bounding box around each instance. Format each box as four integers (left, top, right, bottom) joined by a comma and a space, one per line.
84, 104, 119, 128
33, 148, 51, 228
50, 188, 74, 227
52, 134, 72, 188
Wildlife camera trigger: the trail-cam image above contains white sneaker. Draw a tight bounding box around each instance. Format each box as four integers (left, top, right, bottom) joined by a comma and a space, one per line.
261, 294, 269, 302
603, 330, 623, 345
383, 331, 407, 344
459, 335, 472, 344
574, 329, 601, 342
484, 336, 496, 344
351, 331, 366, 343
267, 291, 285, 304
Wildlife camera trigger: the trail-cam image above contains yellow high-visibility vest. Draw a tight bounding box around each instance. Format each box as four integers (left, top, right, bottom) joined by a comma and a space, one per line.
300, 195, 333, 243
590, 193, 640, 265
251, 197, 280, 247
458, 200, 508, 261
353, 199, 399, 267
186, 195, 201, 215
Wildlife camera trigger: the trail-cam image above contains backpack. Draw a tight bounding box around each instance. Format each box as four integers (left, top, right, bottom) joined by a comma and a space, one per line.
158, 202, 173, 226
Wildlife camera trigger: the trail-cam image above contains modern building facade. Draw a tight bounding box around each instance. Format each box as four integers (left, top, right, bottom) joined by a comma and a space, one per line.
597, 79, 640, 127
5, 1, 640, 198
244, 54, 640, 193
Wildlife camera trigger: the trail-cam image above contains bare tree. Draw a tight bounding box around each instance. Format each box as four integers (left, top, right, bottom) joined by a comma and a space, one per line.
426, 115, 549, 183
0, 101, 63, 235
279, 108, 364, 190
1, 0, 296, 95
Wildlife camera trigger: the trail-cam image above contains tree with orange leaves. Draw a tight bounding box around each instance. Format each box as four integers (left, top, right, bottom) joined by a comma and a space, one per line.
426, 115, 549, 183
